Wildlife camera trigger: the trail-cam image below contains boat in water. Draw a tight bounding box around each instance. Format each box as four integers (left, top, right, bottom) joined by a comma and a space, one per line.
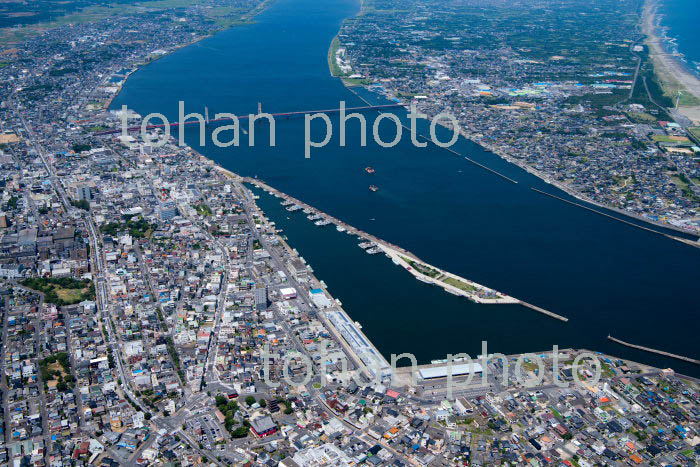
365, 166, 375, 174
369, 185, 378, 192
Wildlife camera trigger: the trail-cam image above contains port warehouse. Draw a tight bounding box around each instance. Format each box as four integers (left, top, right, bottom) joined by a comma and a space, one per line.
418, 363, 484, 380
326, 309, 391, 379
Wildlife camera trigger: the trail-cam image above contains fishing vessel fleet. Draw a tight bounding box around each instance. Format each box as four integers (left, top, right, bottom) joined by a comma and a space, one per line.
272, 166, 385, 257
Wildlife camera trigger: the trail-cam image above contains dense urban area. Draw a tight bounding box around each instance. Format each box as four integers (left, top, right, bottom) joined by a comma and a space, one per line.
0, 0, 700, 465
333, 0, 700, 233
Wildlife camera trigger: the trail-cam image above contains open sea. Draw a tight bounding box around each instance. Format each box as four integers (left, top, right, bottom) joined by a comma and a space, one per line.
112, 0, 700, 377
659, 0, 700, 78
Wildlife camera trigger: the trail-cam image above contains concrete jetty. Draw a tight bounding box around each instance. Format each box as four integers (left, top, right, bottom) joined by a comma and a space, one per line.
234, 172, 568, 322
519, 301, 568, 322
377, 244, 519, 304
608, 335, 700, 365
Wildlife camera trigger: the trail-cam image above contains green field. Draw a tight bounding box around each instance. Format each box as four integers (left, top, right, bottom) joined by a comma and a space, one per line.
342, 77, 371, 86
626, 111, 657, 123
652, 134, 691, 144
400, 256, 440, 278
21, 277, 95, 306
328, 36, 345, 77
442, 277, 478, 293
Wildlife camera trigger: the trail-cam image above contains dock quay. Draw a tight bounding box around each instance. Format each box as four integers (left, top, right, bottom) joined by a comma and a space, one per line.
242, 176, 417, 258
249, 191, 392, 380
608, 335, 700, 365
237, 173, 568, 322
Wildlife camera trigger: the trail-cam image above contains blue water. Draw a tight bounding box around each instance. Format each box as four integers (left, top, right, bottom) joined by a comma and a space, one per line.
660, 0, 700, 77
112, 0, 700, 376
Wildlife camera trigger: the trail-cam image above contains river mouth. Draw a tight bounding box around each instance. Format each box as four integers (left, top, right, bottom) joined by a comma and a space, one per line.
111, 0, 700, 376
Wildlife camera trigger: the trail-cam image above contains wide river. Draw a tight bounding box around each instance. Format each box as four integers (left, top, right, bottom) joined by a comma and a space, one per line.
113, 0, 700, 376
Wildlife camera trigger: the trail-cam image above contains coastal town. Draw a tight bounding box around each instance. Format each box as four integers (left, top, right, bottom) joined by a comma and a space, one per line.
1, 0, 700, 465
333, 0, 700, 233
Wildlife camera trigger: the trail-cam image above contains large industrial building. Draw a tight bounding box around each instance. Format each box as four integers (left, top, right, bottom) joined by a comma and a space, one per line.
417, 362, 484, 380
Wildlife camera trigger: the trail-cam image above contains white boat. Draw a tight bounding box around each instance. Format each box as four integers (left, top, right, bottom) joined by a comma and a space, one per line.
336, 225, 346, 232
366, 247, 381, 254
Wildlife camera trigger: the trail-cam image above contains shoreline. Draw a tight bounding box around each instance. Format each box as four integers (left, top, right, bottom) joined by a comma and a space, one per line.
105, 0, 275, 110
94, 0, 698, 376
643, 0, 700, 121
647, 1, 700, 81
242, 175, 573, 323
345, 85, 700, 239
460, 127, 700, 239
326, 3, 700, 239
203, 162, 391, 377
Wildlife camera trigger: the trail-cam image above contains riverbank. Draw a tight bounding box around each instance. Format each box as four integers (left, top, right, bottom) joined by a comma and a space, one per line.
325, 3, 700, 238
461, 128, 700, 239
643, 0, 700, 122
104, 0, 276, 110
234, 175, 573, 322
348, 81, 700, 239
112, 0, 700, 376
208, 164, 391, 379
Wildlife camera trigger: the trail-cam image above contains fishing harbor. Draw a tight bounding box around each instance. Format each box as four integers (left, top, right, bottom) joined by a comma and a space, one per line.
226, 172, 570, 322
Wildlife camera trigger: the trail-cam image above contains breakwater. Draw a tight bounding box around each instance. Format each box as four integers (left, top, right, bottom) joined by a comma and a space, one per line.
608, 335, 700, 365
233, 172, 569, 321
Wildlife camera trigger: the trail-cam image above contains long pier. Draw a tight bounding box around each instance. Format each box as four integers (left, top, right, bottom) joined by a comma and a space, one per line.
93, 103, 404, 135
235, 173, 568, 321
519, 300, 568, 322
608, 335, 700, 365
